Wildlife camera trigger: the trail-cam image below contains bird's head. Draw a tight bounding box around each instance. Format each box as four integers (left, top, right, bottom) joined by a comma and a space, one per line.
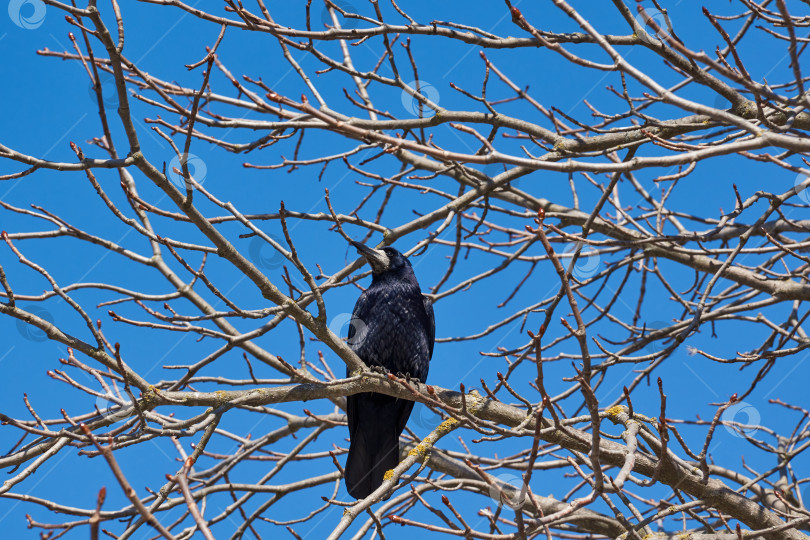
350, 241, 412, 276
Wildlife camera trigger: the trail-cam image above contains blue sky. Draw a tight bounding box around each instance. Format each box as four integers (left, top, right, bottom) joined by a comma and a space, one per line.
2, 1, 809, 538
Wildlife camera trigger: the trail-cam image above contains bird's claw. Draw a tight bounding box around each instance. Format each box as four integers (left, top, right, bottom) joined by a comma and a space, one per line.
394, 371, 413, 383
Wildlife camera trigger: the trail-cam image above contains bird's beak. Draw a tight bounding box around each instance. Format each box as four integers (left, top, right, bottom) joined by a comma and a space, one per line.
351, 240, 390, 274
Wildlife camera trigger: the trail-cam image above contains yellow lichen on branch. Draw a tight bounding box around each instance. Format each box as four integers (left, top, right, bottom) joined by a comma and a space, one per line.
606, 405, 628, 424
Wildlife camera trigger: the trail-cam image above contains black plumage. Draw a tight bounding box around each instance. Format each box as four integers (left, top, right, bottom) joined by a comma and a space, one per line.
344, 242, 434, 499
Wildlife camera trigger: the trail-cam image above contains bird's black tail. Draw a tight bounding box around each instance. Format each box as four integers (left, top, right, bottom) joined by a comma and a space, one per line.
345, 392, 414, 499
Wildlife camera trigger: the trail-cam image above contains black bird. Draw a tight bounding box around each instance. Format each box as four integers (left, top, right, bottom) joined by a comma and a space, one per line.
344, 241, 434, 499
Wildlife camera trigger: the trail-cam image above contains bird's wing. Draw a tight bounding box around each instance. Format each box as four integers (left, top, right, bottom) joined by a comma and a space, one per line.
422, 294, 435, 359
348, 290, 371, 353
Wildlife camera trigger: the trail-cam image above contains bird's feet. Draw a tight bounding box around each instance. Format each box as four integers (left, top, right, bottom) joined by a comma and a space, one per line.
369, 365, 390, 375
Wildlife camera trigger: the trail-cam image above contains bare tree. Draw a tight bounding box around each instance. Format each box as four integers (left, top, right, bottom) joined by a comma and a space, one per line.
2, 1, 810, 538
